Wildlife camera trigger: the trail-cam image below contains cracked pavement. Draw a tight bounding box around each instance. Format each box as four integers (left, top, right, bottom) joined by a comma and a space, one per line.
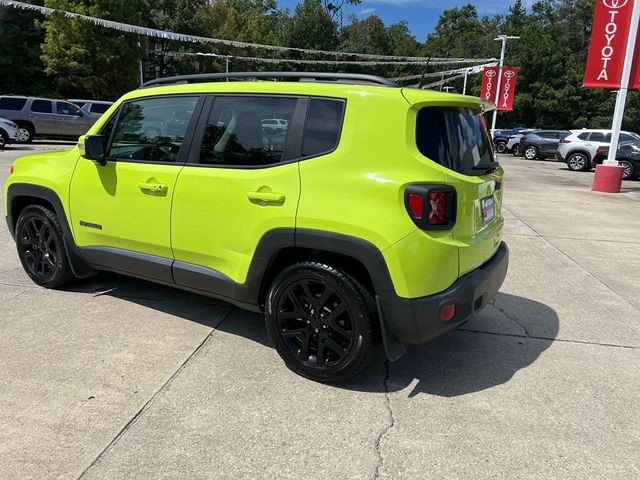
0, 145, 639, 479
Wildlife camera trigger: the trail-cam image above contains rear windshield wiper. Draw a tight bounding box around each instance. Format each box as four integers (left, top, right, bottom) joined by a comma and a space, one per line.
472, 161, 500, 173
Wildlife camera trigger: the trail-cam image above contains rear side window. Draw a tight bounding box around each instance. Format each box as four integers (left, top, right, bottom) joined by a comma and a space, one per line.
577, 132, 590, 140
0, 97, 27, 110
537, 131, 555, 138
302, 98, 345, 157
589, 132, 611, 142
90, 103, 111, 114
199, 96, 297, 166
416, 107, 495, 176
31, 100, 53, 113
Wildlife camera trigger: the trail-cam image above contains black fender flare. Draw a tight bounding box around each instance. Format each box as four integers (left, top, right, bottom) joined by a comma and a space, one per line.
6, 183, 95, 278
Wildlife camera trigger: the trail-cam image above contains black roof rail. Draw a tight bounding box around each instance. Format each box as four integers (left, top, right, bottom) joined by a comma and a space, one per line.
140, 71, 397, 88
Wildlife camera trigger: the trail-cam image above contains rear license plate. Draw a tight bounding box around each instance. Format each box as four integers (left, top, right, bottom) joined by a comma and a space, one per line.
482, 196, 495, 225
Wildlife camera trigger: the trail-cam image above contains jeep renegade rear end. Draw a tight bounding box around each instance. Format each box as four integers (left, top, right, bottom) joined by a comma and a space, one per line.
4, 72, 507, 382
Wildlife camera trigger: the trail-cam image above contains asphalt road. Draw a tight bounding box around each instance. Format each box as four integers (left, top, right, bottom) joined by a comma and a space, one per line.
0, 144, 638, 479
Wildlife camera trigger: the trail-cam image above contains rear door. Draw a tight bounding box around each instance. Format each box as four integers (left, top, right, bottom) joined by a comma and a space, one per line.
29, 99, 57, 135
170, 95, 303, 291
536, 131, 560, 155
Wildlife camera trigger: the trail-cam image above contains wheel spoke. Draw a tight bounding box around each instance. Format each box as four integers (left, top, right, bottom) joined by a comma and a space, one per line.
323, 335, 346, 357
298, 332, 312, 361
317, 340, 326, 365
285, 290, 307, 316
300, 281, 315, 307
316, 286, 334, 310
281, 327, 308, 339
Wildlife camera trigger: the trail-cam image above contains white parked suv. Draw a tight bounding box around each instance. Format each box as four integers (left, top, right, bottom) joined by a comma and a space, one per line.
556, 129, 640, 171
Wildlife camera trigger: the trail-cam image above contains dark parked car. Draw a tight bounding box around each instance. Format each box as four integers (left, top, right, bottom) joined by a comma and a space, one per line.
493, 127, 530, 154
519, 130, 571, 160
592, 141, 640, 180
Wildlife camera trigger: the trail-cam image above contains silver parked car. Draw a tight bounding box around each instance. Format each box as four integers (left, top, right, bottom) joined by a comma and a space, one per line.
0, 117, 20, 147
0, 95, 99, 143
67, 99, 113, 117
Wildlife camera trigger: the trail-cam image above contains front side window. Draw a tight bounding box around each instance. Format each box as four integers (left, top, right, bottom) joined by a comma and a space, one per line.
199, 96, 297, 166
107, 96, 198, 163
302, 98, 345, 157
416, 107, 495, 176
56, 101, 81, 116
31, 100, 53, 114
90, 103, 111, 115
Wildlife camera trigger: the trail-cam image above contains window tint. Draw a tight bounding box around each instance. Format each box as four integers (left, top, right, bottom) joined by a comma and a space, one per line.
107, 96, 198, 163
589, 132, 607, 142
577, 132, 590, 140
303, 99, 344, 157
31, 100, 53, 113
90, 103, 111, 114
57, 101, 80, 115
416, 107, 495, 176
537, 131, 555, 138
0, 97, 27, 110
199, 96, 297, 166
620, 133, 639, 142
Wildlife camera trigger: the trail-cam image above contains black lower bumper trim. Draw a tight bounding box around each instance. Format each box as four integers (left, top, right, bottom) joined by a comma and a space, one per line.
380, 242, 509, 345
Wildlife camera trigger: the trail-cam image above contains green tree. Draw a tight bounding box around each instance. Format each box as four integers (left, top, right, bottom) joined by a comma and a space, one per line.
40, 0, 145, 99
0, 2, 53, 96
287, 0, 338, 50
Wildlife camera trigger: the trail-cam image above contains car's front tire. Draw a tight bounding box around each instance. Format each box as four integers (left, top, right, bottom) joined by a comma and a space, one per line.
265, 262, 376, 383
15, 205, 76, 288
524, 146, 538, 160
567, 152, 590, 171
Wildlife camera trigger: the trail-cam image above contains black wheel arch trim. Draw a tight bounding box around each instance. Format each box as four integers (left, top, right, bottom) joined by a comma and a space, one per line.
6, 183, 95, 278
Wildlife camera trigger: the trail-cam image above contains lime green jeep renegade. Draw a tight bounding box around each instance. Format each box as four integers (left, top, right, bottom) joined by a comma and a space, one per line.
4, 72, 508, 382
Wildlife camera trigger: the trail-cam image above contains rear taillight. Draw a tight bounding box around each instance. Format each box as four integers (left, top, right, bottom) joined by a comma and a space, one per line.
404, 185, 456, 230
596, 146, 608, 155
560, 138, 571, 144
520, 136, 527, 142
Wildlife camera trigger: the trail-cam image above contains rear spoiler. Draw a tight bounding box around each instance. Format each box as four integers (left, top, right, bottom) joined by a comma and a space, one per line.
481, 100, 496, 113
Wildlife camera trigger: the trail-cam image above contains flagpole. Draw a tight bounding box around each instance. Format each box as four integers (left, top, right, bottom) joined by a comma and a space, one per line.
491, 35, 519, 133
605, 0, 640, 165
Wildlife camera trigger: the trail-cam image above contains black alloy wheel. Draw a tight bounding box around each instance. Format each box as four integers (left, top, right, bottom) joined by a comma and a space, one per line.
15, 205, 75, 288
265, 262, 375, 382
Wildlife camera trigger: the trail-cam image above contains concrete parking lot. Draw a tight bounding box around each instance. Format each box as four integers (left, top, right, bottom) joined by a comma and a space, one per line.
0, 143, 638, 479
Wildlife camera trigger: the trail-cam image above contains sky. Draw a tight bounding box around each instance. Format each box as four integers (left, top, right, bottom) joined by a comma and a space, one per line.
278, 1, 525, 41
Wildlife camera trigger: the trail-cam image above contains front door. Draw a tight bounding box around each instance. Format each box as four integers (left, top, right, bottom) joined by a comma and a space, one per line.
69, 95, 201, 282
171, 95, 304, 294
55, 100, 92, 137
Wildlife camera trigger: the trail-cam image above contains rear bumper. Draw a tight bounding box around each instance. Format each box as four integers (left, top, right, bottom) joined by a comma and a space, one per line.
380, 242, 509, 345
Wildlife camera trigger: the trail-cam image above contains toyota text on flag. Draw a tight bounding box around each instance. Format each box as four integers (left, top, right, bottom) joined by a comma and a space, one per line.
584, 0, 634, 88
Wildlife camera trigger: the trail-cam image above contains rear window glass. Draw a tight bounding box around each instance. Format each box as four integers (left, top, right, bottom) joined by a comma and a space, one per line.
416, 107, 495, 176
577, 132, 590, 140
90, 103, 111, 114
0, 97, 27, 111
303, 98, 345, 157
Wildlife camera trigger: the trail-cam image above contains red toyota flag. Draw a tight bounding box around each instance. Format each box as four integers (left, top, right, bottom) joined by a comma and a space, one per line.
497, 67, 518, 111
480, 66, 499, 103
584, 0, 635, 88
630, 25, 640, 87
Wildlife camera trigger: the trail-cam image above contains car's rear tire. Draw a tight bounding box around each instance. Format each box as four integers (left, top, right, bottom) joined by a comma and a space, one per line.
265, 262, 376, 383
495, 141, 507, 154
512, 144, 520, 156
567, 152, 590, 171
16, 124, 35, 143
15, 205, 76, 288
524, 146, 538, 160
619, 160, 636, 180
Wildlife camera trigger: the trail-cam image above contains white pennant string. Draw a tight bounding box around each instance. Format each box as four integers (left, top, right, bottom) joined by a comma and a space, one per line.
0, 0, 497, 64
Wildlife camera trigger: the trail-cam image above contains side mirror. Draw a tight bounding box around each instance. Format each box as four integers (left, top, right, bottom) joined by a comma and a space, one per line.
82, 135, 107, 166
